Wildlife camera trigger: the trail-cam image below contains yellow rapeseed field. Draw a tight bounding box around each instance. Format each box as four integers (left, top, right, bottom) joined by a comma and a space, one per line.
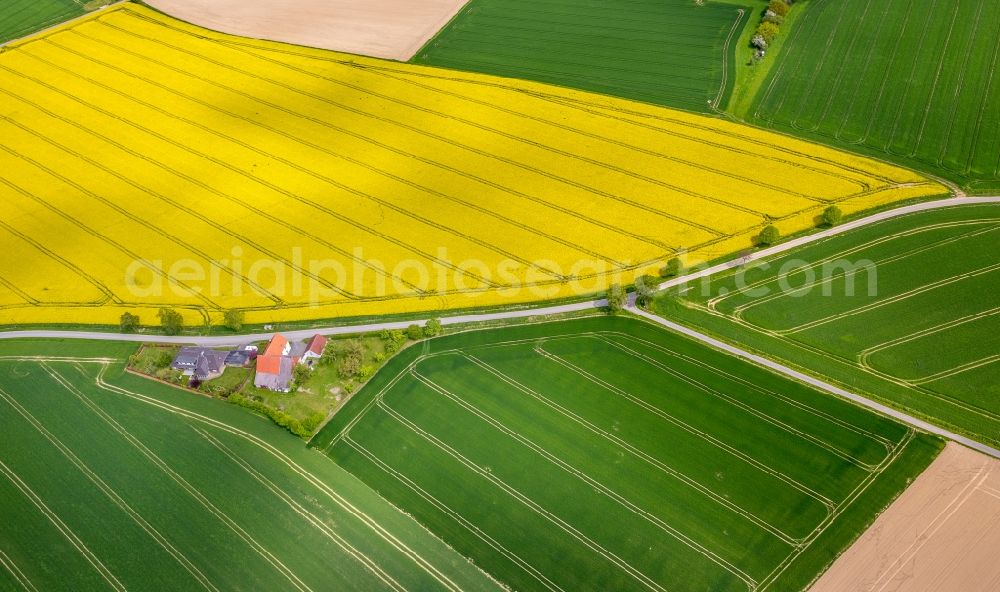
0, 4, 947, 326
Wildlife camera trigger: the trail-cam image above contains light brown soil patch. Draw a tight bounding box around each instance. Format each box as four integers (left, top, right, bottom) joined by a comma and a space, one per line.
143, 0, 469, 60
811, 442, 1000, 592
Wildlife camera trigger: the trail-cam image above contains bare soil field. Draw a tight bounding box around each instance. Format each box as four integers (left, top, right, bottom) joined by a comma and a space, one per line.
143, 0, 469, 59
812, 442, 1000, 592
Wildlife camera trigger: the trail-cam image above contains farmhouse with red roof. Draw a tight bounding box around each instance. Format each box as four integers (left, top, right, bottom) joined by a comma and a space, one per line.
300, 334, 328, 367
254, 334, 328, 392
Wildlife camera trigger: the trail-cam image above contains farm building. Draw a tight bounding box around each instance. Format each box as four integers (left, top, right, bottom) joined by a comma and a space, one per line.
255, 334, 326, 392
171, 347, 228, 381
255, 334, 294, 392
300, 335, 328, 366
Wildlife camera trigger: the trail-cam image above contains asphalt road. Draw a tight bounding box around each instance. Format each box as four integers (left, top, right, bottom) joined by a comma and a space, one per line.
3, 196, 998, 457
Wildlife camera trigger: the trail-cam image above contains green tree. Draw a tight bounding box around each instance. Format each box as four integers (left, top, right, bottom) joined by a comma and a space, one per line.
634, 276, 657, 308
320, 342, 337, 366
406, 324, 424, 340
768, 0, 790, 17
660, 258, 683, 278
607, 283, 626, 314
157, 308, 184, 335
423, 318, 443, 337
119, 312, 140, 333
223, 309, 245, 332
337, 351, 362, 379
757, 225, 780, 246
292, 364, 311, 389
301, 412, 326, 435
822, 205, 844, 227
757, 21, 780, 43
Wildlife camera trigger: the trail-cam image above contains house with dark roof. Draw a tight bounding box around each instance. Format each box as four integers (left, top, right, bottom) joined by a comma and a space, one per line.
171, 347, 229, 381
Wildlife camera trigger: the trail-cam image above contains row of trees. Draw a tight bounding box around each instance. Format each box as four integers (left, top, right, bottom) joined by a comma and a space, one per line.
751, 0, 793, 54
605, 205, 843, 311
119, 309, 453, 339
119, 308, 246, 335
316, 319, 443, 384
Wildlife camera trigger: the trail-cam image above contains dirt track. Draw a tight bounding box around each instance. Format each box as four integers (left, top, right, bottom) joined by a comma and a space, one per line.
143, 0, 469, 60
811, 442, 1000, 592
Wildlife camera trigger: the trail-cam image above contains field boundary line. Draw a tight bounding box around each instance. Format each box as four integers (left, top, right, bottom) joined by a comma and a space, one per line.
0, 380, 218, 592
55, 25, 651, 276
859, 306, 1000, 366
775, 260, 1000, 334
0, 548, 37, 592
708, 219, 1000, 311
711, 9, 744, 110
463, 349, 810, 554
374, 399, 674, 592
46, 364, 315, 592
84, 365, 466, 592
340, 435, 566, 592
411, 366, 784, 567
910, 0, 967, 158
31, 32, 564, 286
909, 354, 1000, 386
223, 42, 803, 216
57, 27, 618, 274
684, 296, 1000, 426
882, 0, 942, 153
191, 427, 408, 592
857, 0, 917, 146
540, 339, 878, 470
0, 1, 124, 50
0, 108, 286, 305
0, 459, 126, 592
0, 64, 386, 300
601, 332, 898, 448
806, 0, 876, 132
935, 0, 986, 165
627, 306, 1000, 459
871, 457, 993, 592
757, 430, 913, 591
539, 335, 839, 506
104, 10, 723, 239
833, 0, 894, 141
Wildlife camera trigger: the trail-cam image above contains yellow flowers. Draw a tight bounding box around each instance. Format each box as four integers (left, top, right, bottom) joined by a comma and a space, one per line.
0, 5, 947, 326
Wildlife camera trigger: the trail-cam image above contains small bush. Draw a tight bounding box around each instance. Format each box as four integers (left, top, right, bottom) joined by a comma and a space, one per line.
423, 318, 442, 337
660, 258, 683, 278
119, 312, 140, 333
768, 0, 790, 17
292, 364, 311, 389
757, 225, 780, 246
157, 307, 184, 335
223, 309, 245, 332
229, 393, 309, 437
607, 283, 626, 314
634, 276, 657, 308
757, 21, 780, 43
822, 205, 844, 227
406, 324, 423, 340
